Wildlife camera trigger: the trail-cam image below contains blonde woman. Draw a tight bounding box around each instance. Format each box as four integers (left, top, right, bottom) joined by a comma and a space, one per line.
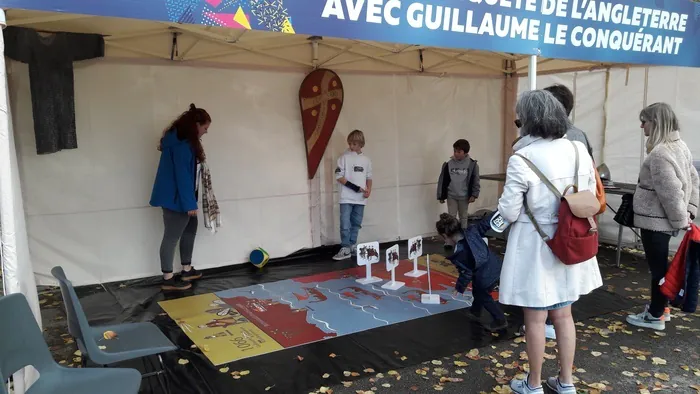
627, 103, 699, 331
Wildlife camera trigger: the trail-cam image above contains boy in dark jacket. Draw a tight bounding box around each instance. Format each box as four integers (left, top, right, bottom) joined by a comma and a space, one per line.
436, 212, 507, 332
437, 139, 480, 230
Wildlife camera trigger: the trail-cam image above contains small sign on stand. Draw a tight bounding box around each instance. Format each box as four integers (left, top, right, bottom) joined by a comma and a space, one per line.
355, 241, 382, 285
381, 244, 404, 290
421, 254, 441, 304
405, 235, 427, 278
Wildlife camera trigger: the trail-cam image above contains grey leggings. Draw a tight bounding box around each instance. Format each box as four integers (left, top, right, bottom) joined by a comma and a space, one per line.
160, 208, 198, 273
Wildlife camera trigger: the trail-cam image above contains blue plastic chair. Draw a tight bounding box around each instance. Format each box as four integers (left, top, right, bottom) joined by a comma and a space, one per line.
0, 293, 141, 394
51, 267, 177, 392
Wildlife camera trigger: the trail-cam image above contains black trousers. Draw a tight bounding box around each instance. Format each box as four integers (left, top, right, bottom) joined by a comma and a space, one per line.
640, 229, 672, 318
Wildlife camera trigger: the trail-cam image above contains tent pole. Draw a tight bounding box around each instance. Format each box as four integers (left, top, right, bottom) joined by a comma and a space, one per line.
528, 54, 537, 90
0, 8, 41, 394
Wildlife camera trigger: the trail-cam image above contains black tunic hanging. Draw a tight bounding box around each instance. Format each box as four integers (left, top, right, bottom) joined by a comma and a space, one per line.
4, 27, 104, 155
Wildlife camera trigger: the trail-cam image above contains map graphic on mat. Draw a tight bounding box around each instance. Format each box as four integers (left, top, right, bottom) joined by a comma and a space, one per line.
159, 257, 494, 366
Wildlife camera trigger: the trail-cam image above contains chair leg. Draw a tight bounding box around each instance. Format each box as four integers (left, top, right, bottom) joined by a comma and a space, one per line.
157, 355, 171, 394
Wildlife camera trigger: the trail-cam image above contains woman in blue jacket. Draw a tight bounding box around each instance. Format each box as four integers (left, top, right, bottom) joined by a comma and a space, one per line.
150, 104, 211, 291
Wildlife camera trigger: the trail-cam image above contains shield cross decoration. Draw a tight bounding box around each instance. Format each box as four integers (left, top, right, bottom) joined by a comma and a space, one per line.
298, 69, 344, 179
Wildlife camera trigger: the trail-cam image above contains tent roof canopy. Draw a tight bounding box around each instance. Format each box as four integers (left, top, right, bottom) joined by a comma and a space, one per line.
6, 9, 619, 77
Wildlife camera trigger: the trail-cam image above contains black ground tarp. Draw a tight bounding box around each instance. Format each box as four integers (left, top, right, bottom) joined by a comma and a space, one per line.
65, 239, 640, 394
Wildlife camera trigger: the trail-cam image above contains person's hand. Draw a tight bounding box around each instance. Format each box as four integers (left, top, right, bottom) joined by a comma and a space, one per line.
187, 209, 198, 217
469, 196, 476, 203
439, 200, 445, 204
363, 189, 371, 198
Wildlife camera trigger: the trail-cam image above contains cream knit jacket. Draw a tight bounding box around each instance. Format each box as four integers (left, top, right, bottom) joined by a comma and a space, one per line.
633, 131, 700, 232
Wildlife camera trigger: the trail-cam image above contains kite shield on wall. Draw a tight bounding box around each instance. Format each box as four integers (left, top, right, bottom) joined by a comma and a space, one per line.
299, 69, 344, 179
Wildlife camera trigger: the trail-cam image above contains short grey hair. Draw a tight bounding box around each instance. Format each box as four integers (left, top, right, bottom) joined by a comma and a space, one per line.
515, 90, 571, 139
640, 102, 679, 153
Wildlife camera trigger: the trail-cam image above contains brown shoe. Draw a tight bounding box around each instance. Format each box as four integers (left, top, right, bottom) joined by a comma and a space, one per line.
162, 276, 192, 291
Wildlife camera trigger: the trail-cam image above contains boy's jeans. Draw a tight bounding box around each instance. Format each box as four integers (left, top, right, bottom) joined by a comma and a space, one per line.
447, 198, 470, 228
340, 203, 365, 248
471, 284, 505, 322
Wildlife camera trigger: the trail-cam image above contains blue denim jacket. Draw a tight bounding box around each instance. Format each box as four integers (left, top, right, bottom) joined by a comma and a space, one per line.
447, 212, 503, 294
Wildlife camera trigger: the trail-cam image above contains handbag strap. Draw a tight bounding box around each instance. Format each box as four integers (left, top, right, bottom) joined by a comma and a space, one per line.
512, 141, 580, 242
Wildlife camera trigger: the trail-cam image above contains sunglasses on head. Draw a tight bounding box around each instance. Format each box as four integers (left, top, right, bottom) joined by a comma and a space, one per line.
514, 119, 522, 128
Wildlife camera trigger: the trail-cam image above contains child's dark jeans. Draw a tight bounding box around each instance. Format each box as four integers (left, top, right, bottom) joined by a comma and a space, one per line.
470, 285, 505, 322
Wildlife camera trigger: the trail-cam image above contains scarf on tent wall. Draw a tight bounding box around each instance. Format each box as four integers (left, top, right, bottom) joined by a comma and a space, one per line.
200, 162, 222, 233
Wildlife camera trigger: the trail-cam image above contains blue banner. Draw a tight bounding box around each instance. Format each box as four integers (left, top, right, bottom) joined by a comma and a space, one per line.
3, 0, 700, 67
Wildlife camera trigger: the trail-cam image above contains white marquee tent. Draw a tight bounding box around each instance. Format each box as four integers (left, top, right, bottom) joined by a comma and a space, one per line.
3, 9, 699, 289
2, 4, 700, 393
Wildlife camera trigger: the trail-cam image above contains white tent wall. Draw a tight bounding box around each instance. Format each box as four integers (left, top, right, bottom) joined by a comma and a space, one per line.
517, 66, 700, 252
8, 59, 503, 286
318, 75, 503, 245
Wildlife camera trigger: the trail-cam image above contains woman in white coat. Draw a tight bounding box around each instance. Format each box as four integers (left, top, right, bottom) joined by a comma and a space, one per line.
499, 90, 603, 394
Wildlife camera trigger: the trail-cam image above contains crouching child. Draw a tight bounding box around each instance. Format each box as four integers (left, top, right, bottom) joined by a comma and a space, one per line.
436, 212, 507, 332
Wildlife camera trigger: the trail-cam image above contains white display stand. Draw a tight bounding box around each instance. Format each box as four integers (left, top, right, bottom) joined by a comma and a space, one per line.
421, 254, 441, 304
404, 235, 427, 277
381, 244, 404, 290
355, 241, 382, 285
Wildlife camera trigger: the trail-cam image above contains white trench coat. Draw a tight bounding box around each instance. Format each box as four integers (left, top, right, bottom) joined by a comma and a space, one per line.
497, 136, 603, 308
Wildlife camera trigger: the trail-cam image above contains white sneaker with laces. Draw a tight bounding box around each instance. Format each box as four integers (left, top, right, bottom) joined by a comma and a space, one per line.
518, 324, 557, 340
333, 247, 352, 261
626, 305, 665, 330
545, 324, 557, 340
510, 374, 544, 394
545, 377, 576, 394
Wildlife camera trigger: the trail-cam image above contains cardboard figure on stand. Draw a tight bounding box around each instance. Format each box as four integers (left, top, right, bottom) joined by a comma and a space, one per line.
356, 241, 382, 285
381, 244, 404, 290
405, 236, 427, 277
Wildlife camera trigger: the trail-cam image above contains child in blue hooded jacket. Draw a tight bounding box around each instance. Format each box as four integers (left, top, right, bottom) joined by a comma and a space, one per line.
436, 212, 507, 332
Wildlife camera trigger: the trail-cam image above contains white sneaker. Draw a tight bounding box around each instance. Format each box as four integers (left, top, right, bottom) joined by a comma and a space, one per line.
545, 324, 557, 340
663, 307, 671, 322
626, 305, 665, 330
519, 324, 557, 340
545, 377, 576, 394
510, 375, 544, 394
333, 247, 352, 261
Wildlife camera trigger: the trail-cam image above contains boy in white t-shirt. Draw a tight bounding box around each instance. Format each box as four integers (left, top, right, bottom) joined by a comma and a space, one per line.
333, 130, 373, 260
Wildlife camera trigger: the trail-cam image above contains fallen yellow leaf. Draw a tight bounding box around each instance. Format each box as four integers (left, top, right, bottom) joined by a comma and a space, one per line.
622, 371, 635, 377
322, 373, 330, 379
591, 351, 603, 357
219, 367, 229, 373
432, 360, 443, 365
651, 357, 667, 365
654, 372, 670, 381
239, 370, 250, 376
177, 359, 189, 365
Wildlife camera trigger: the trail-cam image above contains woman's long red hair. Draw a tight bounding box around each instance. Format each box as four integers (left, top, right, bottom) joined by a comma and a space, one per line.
160, 104, 211, 162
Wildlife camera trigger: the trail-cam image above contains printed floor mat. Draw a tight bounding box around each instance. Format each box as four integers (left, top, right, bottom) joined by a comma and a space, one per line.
159, 257, 492, 366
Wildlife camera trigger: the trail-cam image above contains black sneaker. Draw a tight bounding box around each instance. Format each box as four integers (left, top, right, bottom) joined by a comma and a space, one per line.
181, 267, 202, 281
162, 276, 192, 291
486, 318, 508, 332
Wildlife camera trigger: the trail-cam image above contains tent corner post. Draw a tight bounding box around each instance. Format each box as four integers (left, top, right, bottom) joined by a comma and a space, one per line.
528, 53, 538, 91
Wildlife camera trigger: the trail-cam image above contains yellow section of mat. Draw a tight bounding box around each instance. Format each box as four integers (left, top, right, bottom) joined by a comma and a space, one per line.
416, 254, 458, 278
159, 293, 283, 366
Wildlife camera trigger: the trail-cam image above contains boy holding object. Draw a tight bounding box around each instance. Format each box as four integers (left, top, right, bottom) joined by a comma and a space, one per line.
333, 130, 373, 261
